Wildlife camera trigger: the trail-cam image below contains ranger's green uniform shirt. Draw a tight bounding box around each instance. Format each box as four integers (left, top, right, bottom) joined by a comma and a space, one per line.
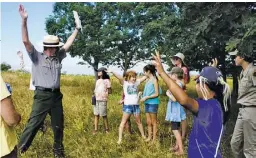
237, 63, 256, 106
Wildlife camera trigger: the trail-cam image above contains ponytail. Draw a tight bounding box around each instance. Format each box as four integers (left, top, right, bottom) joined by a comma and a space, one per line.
198, 76, 231, 124
181, 63, 190, 84
144, 64, 158, 80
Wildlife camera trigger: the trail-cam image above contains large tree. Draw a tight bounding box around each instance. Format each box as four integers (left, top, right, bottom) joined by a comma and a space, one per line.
102, 3, 151, 74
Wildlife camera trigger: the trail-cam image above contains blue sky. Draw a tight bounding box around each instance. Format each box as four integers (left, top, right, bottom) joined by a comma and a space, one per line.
1, 2, 55, 69
1, 2, 128, 75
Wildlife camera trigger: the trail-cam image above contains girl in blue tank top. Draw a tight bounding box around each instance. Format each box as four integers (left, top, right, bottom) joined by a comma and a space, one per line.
140, 64, 161, 142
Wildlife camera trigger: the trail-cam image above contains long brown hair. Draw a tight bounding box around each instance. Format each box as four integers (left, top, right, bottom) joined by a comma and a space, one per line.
181, 62, 190, 84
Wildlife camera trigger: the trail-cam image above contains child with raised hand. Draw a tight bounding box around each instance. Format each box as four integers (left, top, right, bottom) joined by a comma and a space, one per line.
165, 68, 186, 155
140, 64, 160, 142
152, 51, 231, 158
107, 69, 147, 144
119, 72, 132, 134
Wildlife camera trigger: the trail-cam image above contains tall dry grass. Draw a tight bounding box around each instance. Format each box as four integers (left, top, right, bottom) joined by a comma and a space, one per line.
2, 71, 233, 158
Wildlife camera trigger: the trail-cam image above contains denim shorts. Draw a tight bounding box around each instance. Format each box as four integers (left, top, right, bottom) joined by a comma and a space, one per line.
123, 105, 140, 114
145, 104, 159, 113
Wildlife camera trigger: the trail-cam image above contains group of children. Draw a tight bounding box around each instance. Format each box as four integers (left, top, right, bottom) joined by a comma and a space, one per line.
93, 51, 232, 158
93, 65, 189, 155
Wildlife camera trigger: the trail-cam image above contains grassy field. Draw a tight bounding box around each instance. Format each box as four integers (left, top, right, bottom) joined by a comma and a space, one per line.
2, 71, 233, 158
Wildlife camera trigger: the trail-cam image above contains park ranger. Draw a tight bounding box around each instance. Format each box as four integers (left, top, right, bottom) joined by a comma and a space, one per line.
230, 38, 256, 158
18, 4, 81, 158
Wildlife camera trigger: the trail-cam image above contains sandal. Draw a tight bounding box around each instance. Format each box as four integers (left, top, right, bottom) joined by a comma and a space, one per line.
169, 145, 178, 152
105, 128, 110, 134
92, 129, 97, 135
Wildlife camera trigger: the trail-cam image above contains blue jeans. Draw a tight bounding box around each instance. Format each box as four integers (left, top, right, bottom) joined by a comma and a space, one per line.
145, 104, 159, 113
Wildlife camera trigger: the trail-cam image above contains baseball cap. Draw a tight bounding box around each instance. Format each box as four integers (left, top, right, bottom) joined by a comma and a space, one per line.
97, 67, 107, 72
195, 66, 223, 84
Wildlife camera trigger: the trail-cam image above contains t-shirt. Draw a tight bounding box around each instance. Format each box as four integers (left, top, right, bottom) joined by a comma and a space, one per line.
123, 81, 140, 105
0, 76, 17, 157
188, 99, 223, 158
94, 79, 111, 101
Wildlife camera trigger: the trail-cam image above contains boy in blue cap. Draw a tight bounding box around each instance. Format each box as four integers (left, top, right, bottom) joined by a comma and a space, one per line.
152, 51, 231, 158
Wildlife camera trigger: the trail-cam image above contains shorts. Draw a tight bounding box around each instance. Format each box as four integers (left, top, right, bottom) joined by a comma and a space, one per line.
145, 104, 159, 113
94, 101, 107, 116
171, 122, 181, 130
123, 105, 140, 114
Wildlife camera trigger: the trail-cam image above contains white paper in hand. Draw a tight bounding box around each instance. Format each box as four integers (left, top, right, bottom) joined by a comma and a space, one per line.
73, 10, 82, 32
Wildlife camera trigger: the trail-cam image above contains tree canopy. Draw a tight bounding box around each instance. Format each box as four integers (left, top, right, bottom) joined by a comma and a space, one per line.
46, 2, 256, 78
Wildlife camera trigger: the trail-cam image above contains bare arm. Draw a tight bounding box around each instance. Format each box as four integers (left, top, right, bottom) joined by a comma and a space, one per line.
109, 71, 124, 85
152, 51, 199, 113
166, 90, 177, 102
62, 28, 79, 52
0, 97, 21, 127
137, 76, 148, 83
19, 5, 33, 53
62, 11, 81, 52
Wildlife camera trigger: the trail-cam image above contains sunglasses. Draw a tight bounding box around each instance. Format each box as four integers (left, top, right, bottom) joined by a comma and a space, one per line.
173, 57, 180, 61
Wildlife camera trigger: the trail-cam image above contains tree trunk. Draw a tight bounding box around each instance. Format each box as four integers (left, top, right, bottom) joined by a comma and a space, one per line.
123, 69, 127, 76
123, 51, 129, 76
219, 50, 227, 81
93, 60, 99, 82
232, 70, 239, 98
123, 64, 129, 76
222, 66, 241, 157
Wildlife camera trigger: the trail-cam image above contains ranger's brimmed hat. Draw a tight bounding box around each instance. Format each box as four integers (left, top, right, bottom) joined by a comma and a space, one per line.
41, 35, 64, 47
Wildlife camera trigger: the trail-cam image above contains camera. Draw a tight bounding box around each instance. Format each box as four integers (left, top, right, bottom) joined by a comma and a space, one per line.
6, 83, 12, 94
253, 41, 256, 66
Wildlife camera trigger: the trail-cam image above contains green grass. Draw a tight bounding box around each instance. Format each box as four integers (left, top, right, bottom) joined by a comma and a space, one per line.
2, 71, 233, 158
